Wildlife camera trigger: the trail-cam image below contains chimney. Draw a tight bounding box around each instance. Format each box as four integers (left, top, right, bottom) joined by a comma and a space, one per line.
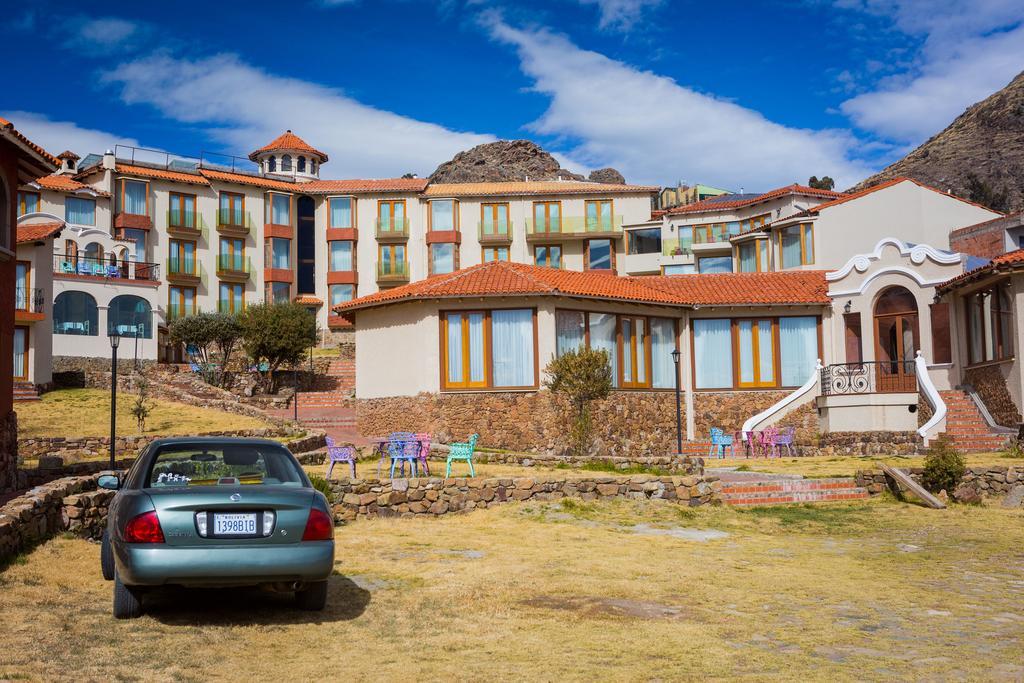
57, 150, 80, 175
102, 149, 116, 170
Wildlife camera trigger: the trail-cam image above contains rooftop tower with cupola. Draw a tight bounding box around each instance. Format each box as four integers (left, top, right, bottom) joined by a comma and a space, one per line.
248, 130, 328, 181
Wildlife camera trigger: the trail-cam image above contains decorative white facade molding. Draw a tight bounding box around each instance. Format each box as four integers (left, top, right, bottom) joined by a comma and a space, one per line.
16, 211, 64, 225
826, 237, 962, 283
915, 351, 947, 442
828, 266, 951, 297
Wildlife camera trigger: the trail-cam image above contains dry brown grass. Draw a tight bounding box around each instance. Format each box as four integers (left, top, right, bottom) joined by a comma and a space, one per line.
2, 497, 1024, 680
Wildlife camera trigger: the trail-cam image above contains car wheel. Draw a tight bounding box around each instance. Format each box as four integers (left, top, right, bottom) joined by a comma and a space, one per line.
100, 529, 115, 581
295, 581, 328, 611
113, 570, 143, 619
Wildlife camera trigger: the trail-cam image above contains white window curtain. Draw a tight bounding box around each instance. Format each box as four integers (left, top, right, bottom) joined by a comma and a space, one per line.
272, 239, 290, 269
330, 241, 352, 271
431, 244, 455, 274
330, 285, 354, 306
693, 319, 733, 389
556, 311, 585, 356
739, 243, 756, 272
779, 316, 817, 386
468, 313, 485, 384
272, 195, 290, 225
589, 312, 618, 387
66, 197, 95, 225
757, 320, 775, 383
330, 198, 352, 228
491, 309, 535, 387
124, 181, 146, 215
782, 227, 802, 268
447, 314, 464, 384
650, 318, 675, 389
431, 200, 454, 231
738, 320, 755, 384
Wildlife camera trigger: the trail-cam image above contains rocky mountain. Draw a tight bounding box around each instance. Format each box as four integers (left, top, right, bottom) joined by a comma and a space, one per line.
430, 139, 624, 184
852, 71, 1024, 213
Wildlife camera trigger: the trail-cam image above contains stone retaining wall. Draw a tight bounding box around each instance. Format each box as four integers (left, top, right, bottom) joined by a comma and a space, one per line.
856, 465, 1022, 497
965, 365, 1021, 428
62, 488, 115, 540
18, 458, 136, 490
329, 474, 721, 521
817, 431, 923, 456
1, 410, 16, 493
0, 474, 101, 565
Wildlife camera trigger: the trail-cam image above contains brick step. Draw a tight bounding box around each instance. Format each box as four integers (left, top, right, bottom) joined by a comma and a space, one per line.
721, 478, 862, 495
722, 489, 869, 506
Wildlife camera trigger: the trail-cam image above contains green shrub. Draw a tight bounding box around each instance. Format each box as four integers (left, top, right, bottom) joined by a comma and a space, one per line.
1001, 439, 1024, 460
238, 303, 318, 393
544, 347, 613, 457
308, 474, 333, 499
920, 434, 966, 494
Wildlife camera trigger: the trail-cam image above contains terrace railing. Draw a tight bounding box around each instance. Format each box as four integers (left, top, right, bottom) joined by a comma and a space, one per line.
53, 254, 160, 282
820, 360, 918, 395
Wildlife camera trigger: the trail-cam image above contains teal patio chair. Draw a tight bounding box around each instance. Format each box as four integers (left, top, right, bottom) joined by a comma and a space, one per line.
445, 433, 479, 478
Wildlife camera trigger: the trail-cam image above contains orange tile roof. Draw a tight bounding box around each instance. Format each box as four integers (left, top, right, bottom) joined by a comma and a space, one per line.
33, 174, 110, 197
198, 167, 292, 190
16, 221, 64, 244
423, 181, 658, 198
665, 184, 843, 216
0, 116, 59, 167
302, 178, 429, 193
333, 261, 830, 314
249, 130, 328, 162
117, 163, 211, 186
294, 295, 324, 306
936, 249, 1024, 294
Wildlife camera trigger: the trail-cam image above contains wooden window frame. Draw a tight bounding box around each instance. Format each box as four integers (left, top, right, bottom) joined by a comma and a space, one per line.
534, 244, 562, 268
328, 196, 356, 229
220, 236, 245, 260
267, 237, 292, 270
119, 178, 149, 216
690, 315, 823, 391
168, 285, 197, 316
617, 315, 653, 389
378, 243, 407, 271
585, 238, 617, 272
266, 192, 293, 226
965, 281, 1014, 366
377, 199, 407, 232
736, 239, 770, 273
15, 261, 31, 310
169, 239, 197, 274
779, 223, 815, 268
168, 192, 196, 228
429, 243, 459, 275
555, 309, 680, 392
532, 201, 562, 234
219, 191, 245, 226
328, 240, 355, 272
219, 282, 246, 314
482, 246, 509, 263
481, 202, 510, 236
329, 283, 357, 307
428, 199, 459, 232
733, 318, 779, 388
17, 191, 40, 216
439, 308, 540, 392
584, 199, 614, 232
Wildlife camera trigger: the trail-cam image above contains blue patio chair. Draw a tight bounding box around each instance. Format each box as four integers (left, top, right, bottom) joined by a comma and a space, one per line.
77, 261, 91, 276
106, 265, 121, 278
707, 427, 734, 459
387, 432, 419, 479
60, 261, 75, 274
445, 433, 479, 477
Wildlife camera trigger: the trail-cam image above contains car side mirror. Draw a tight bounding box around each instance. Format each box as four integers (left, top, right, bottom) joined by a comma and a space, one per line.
97, 474, 120, 490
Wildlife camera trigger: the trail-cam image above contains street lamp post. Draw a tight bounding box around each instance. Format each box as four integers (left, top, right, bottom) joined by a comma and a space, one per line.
671, 348, 682, 457
109, 332, 121, 471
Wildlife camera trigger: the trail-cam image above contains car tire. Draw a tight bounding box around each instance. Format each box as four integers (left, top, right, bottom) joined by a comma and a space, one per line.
100, 529, 115, 581
295, 581, 328, 611
113, 570, 143, 619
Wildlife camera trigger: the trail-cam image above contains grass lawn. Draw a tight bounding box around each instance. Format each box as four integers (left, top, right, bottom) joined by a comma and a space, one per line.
303, 458, 637, 480
2, 497, 1023, 679
710, 452, 1024, 478
16, 388, 272, 440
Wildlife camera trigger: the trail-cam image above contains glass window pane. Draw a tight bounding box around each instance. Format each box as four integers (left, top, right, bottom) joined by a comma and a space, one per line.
739, 243, 755, 272
431, 200, 454, 231
738, 320, 755, 384
272, 195, 290, 225
330, 241, 352, 271
330, 284, 354, 306
468, 313, 485, 383
983, 292, 995, 361
550, 245, 561, 268
628, 228, 662, 255
330, 198, 352, 228
66, 197, 95, 225
757, 319, 774, 383
650, 318, 675, 388
636, 318, 646, 383
272, 238, 290, 269
588, 312, 618, 388
491, 309, 535, 387
782, 226, 802, 268
663, 264, 695, 275
432, 243, 455, 274
534, 246, 547, 266
124, 181, 146, 215
556, 310, 585, 356
803, 224, 814, 264
779, 316, 816, 386
693, 319, 732, 389
446, 314, 463, 384
622, 318, 633, 384
588, 240, 612, 270
698, 256, 732, 274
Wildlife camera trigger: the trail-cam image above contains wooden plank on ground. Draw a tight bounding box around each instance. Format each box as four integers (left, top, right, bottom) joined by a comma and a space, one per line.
881, 465, 946, 509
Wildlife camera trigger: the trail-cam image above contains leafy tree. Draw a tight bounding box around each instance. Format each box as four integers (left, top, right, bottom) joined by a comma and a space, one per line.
168, 312, 243, 387
238, 302, 318, 393
808, 175, 836, 191
130, 376, 152, 432
544, 348, 613, 456
920, 434, 966, 494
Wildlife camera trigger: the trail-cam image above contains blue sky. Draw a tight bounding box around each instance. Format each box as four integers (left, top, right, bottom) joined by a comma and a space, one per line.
3, 0, 1022, 190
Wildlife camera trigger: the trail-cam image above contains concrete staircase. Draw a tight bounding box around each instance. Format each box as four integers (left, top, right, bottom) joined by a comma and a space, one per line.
937, 389, 1013, 452
717, 474, 869, 506
12, 381, 39, 402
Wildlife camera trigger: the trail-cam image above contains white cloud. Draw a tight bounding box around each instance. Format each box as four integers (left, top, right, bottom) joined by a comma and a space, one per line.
577, 0, 663, 31
101, 52, 495, 178
483, 17, 873, 189
67, 17, 148, 54
317, 0, 359, 5
0, 110, 142, 158
837, 0, 1024, 142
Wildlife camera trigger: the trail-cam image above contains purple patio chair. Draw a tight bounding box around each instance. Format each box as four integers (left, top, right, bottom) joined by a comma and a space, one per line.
776, 426, 796, 457
742, 431, 761, 458
759, 426, 780, 459
414, 432, 432, 475
325, 436, 357, 480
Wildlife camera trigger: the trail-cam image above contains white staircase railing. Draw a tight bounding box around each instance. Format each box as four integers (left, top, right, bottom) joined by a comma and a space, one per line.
741, 359, 823, 439
915, 350, 947, 442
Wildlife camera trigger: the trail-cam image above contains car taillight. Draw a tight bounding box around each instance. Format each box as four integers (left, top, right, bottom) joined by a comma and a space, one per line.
302, 508, 333, 541
124, 510, 165, 544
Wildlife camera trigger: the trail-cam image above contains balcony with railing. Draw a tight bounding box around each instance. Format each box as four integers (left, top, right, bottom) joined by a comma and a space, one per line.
166, 209, 208, 239
165, 303, 196, 321
478, 220, 512, 245
376, 217, 410, 241
820, 360, 918, 395
217, 254, 253, 281
525, 215, 624, 242
218, 299, 246, 314
166, 257, 203, 285
53, 254, 160, 283
14, 287, 45, 322
661, 237, 694, 257
217, 208, 255, 236
376, 260, 410, 285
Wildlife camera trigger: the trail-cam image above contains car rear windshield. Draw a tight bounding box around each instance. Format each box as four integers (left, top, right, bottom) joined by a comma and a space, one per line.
147, 444, 305, 488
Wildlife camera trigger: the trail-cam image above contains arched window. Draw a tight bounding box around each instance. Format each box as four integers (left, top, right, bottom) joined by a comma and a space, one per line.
297, 156, 306, 173
108, 295, 153, 339
53, 291, 98, 336
281, 155, 292, 171
268, 156, 276, 173
84, 242, 103, 265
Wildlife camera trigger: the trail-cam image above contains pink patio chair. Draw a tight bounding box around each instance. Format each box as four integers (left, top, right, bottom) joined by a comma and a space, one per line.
759, 426, 781, 459
414, 432, 432, 475
776, 426, 796, 457
742, 431, 761, 458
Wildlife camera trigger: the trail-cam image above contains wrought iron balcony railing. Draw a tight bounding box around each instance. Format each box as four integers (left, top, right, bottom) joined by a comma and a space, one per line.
53, 254, 160, 282
15, 287, 45, 313
820, 360, 918, 395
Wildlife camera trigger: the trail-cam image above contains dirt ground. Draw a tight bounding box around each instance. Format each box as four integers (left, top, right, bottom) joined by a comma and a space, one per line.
2, 497, 1023, 681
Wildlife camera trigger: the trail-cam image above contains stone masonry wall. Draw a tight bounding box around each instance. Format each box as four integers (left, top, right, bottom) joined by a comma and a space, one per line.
0, 474, 101, 566
856, 465, 1022, 497
329, 473, 721, 521
817, 431, 923, 455
692, 391, 819, 443
965, 364, 1022, 428
0, 410, 16, 494
18, 427, 302, 461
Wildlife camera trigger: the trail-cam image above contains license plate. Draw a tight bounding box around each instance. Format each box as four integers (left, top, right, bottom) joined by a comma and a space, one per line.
213, 513, 257, 536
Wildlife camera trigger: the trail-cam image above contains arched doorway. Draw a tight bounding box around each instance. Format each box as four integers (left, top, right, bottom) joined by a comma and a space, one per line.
874, 285, 919, 392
